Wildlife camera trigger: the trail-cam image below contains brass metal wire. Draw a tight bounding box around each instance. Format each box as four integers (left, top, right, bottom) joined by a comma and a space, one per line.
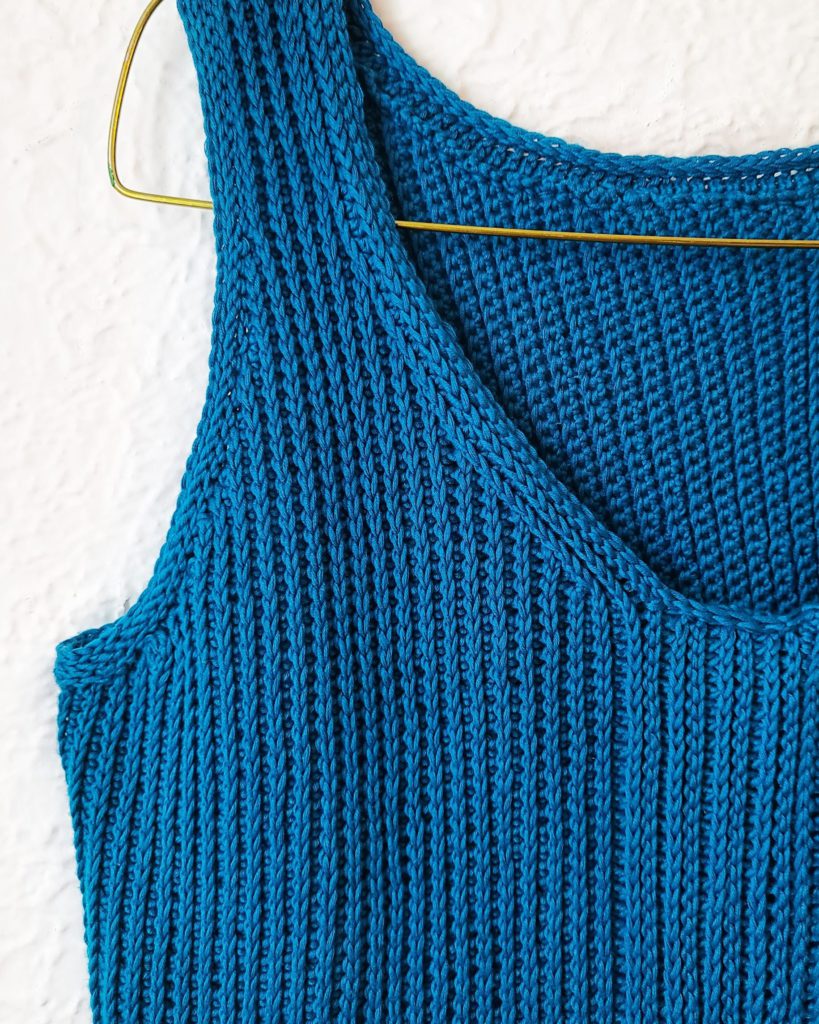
108, 0, 819, 249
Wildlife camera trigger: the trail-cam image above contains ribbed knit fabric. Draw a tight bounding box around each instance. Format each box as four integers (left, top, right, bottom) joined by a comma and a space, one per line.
55, 1, 819, 1021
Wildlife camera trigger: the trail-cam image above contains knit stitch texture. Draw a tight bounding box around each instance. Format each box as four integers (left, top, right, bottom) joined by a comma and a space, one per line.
55, 1, 819, 1021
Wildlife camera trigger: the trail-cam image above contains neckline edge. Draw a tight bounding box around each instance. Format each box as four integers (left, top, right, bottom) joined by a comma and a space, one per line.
338, 0, 819, 635
353, 0, 819, 191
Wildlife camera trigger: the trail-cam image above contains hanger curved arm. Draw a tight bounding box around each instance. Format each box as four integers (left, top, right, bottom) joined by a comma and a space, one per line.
108, 0, 213, 209
109, 0, 819, 248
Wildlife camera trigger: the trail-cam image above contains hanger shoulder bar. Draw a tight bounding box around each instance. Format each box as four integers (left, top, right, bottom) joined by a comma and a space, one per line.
109, 0, 819, 249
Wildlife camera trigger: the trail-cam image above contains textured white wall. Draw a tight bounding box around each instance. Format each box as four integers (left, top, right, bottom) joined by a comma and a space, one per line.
1, 1, 817, 1020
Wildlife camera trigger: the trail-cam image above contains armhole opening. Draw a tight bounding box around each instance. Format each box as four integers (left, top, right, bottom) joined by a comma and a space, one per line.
53, 12, 239, 692
55, 0, 253, 694
53, 277, 233, 694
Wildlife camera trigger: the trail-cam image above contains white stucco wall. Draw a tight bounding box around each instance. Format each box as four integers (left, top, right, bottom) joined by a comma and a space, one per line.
1, 1, 817, 1020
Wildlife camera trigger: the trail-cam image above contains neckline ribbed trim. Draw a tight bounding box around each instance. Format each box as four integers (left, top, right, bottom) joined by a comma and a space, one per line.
316, 0, 819, 634
351, 0, 819, 193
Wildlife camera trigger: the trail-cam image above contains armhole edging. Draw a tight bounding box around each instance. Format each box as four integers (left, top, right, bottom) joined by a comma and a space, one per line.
54, 284, 237, 696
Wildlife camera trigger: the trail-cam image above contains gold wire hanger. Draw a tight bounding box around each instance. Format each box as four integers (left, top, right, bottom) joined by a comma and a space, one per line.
110, 0, 819, 249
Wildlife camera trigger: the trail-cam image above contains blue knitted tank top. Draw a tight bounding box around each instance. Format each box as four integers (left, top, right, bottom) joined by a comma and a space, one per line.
55, 1, 819, 1021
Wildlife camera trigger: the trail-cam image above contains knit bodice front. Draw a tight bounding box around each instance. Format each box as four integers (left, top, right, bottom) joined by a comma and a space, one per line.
55, 2, 819, 1022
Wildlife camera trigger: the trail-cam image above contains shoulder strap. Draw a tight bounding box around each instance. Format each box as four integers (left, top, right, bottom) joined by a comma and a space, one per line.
174, 0, 375, 251
171, 0, 409, 474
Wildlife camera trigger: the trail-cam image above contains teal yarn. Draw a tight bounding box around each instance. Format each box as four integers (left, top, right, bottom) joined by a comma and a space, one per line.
54, 1, 819, 1021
